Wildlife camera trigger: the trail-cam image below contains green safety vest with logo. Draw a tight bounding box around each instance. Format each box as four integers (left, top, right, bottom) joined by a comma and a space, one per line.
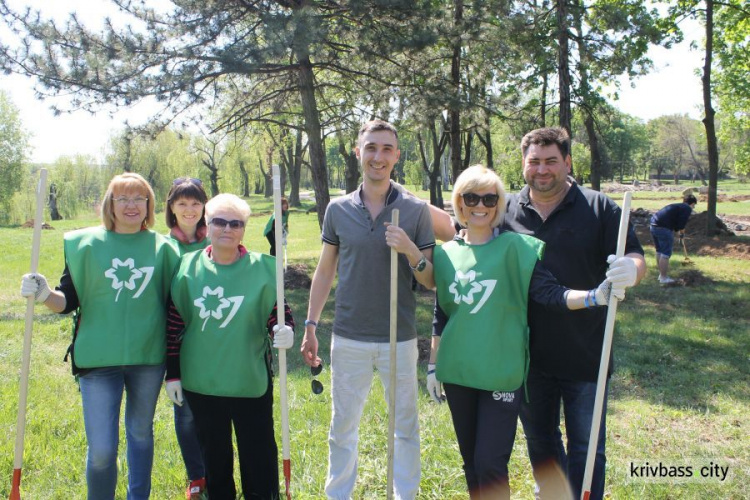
171, 250, 277, 398
434, 232, 545, 392
166, 234, 209, 256
64, 227, 179, 368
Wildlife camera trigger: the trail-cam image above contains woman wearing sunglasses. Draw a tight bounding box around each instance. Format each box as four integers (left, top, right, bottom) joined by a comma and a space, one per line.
165, 193, 295, 499
20, 173, 180, 499
426, 165, 622, 499
164, 177, 209, 498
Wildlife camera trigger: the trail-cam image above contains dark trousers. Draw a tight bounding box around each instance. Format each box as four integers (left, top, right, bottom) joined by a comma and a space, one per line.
265, 232, 276, 256
444, 383, 523, 500
519, 367, 608, 500
185, 382, 279, 500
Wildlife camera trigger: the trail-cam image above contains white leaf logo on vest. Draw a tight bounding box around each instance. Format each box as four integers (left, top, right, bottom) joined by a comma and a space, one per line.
192, 286, 244, 331
448, 270, 497, 314
103, 258, 154, 302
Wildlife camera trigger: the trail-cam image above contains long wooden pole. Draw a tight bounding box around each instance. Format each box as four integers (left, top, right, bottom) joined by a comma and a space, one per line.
10, 169, 48, 500
581, 192, 632, 500
273, 165, 292, 500
386, 209, 399, 500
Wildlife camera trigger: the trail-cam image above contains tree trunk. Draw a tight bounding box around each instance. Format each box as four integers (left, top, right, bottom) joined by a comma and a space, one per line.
296, 54, 329, 228
339, 136, 360, 193
540, 71, 548, 127
238, 160, 250, 197
48, 183, 62, 220
450, 0, 463, 185
557, 0, 573, 175
702, 0, 719, 236
585, 113, 603, 191
202, 158, 220, 197
288, 130, 303, 207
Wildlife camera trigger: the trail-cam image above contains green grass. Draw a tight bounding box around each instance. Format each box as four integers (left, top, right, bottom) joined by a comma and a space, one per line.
1, 191, 749, 499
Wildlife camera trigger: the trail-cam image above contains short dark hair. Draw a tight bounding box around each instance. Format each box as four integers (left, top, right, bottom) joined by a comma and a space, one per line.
358, 119, 399, 146
683, 194, 697, 205
521, 127, 571, 159
166, 177, 209, 229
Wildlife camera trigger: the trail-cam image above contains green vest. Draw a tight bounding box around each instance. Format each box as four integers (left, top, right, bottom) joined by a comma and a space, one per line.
166, 234, 209, 256
64, 227, 179, 368
263, 212, 289, 236
434, 232, 545, 391
171, 250, 277, 397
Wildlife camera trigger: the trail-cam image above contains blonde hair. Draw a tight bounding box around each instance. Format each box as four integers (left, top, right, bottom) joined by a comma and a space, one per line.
205, 193, 252, 222
101, 173, 156, 231
452, 165, 506, 228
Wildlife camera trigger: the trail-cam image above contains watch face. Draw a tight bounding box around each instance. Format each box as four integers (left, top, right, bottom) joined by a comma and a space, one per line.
416, 256, 427, 272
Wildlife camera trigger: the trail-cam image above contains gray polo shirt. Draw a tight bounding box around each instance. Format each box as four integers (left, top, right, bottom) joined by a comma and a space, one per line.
322, 182, 435, 342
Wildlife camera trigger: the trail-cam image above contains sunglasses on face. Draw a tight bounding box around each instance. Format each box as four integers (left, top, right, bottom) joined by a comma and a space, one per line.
461, 193, 500, 208
173, 177, 202, 186
311, 361, 324, 395
209, 217, 245, 230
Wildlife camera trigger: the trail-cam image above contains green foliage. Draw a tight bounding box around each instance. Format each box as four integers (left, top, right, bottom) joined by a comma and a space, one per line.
48, 155, 103, 219
0, 91, 29, 223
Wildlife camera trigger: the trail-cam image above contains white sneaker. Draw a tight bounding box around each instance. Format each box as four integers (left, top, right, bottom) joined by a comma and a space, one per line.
659, 277, 676, 284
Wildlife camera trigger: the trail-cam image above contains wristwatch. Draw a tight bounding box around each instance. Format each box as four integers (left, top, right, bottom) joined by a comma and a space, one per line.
410, 255, 427, 273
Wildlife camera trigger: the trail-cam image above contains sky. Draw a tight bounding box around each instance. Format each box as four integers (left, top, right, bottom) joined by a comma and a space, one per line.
0, 2, 706, 164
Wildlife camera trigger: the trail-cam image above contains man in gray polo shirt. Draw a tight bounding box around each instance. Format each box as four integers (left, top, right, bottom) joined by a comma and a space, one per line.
301, 119, 435, 499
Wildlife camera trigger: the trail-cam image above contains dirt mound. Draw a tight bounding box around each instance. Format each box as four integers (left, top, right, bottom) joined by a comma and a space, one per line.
21, 219, 55, 229
678, 269, 716, 287
633, 210, 750, 260
284, 263, 312, 290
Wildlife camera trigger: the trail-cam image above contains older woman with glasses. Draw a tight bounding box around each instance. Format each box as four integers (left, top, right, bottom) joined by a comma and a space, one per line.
20, 172, 180, 499
164, 177, 209, 498
418, 165, 621, 499
164, 193, 295, 500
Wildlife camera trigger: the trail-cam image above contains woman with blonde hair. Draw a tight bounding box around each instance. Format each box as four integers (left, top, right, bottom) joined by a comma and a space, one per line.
425, 165, 620, 499
165, 193, 295, 499
20, 172, 180, 499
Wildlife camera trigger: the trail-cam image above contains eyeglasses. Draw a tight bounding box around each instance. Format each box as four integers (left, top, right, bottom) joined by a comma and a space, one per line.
311, 361, 324, 395
209, 217, 245, 230
173, 177, 202, 186
113, 196, 149, 205
461, 193, 499, 208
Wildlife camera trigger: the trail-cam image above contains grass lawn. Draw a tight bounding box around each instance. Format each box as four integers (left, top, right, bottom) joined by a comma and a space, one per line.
1, 187, 748, 499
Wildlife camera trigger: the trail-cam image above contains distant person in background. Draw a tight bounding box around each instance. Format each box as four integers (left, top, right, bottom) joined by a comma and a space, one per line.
20, 172, 179, 500
165, 177, 209, 499
649, 194, 697, 284
264, 197, 289, 256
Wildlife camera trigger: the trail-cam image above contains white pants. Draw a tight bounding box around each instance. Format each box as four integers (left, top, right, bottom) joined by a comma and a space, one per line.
325, 335, 420, 500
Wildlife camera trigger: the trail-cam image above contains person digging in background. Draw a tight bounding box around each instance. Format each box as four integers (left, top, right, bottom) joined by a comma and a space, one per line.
649, 194, 698, 285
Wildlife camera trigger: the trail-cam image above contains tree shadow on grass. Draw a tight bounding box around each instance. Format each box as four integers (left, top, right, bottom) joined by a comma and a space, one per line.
613, 278, 749, 412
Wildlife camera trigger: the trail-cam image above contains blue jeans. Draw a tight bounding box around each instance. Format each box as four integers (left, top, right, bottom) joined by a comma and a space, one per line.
650, 225, 675, 258
174, 398, 206, 480
520, 368, 608, 500
78, 364, 165, 500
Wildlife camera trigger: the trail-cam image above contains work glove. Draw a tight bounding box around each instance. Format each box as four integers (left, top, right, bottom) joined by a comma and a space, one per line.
426, 363, 443, 404
20, 273, 52, 303
273, 324, 294, 350
165, 380, 183, 406
606, 255, 638, 288
594, 279, 626, 306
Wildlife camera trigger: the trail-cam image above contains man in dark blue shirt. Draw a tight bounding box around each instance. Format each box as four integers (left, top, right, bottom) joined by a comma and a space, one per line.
650, 195, 698, 284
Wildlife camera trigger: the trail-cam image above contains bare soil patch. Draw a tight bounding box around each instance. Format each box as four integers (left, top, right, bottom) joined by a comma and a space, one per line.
284, 263, 312, 290
22, 219, 55, 229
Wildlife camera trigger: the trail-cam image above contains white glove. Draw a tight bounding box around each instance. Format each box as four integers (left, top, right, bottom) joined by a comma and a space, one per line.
426, 363, 443, 404
166, 380, 183, 406
273, 325, 294, 350
593, 279, 626, 306
606, 255, 638, 288
21, 273, 52, 303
